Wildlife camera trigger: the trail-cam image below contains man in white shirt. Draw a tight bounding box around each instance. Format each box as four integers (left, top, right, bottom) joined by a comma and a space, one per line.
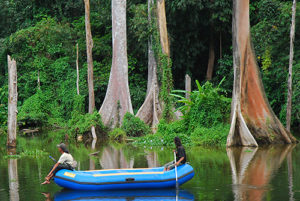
41, 143, 74, 185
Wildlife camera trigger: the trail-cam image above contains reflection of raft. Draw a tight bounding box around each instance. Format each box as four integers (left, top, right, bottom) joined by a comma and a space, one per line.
54, 189, 194, 201
54, 164, 194, 190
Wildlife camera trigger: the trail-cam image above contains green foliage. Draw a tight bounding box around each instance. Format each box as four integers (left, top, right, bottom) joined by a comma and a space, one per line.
108, 128, 127, 142
68, 112, 106, 137
190, 124, 230, 146
121, 112, 151, 137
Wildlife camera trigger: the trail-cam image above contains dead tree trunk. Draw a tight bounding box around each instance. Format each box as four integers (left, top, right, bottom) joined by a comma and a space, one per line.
76, 43, 80, 95
227, 0, 297, 147
7, 55, 17, 148
99, 0, 133, 127
286, 0, 297, 132
84, 0, 95, 114
185, 74, 191, 100
136, 0, 162, 128
206, 31, 215, 80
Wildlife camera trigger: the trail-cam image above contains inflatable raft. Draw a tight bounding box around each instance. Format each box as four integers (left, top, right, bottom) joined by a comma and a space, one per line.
54, 189, 194, 201
54, 164, 194, 190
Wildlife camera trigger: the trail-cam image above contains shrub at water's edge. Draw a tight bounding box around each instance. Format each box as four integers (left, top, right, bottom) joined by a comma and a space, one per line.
122, 112, 151, 137
134, 80, 231, 146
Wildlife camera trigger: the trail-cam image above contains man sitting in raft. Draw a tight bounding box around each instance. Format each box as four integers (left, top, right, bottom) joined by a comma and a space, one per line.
41, 143, 74, 185
164, 136, 186, 171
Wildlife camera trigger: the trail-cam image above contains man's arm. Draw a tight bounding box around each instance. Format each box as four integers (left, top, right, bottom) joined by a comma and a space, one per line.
176, 157, 184, 166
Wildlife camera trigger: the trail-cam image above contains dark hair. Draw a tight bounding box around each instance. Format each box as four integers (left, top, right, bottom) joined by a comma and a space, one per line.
174, 137, 182, 148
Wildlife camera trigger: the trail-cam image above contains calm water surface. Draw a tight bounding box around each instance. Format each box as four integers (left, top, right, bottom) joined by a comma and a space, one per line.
0, 136, 300, 201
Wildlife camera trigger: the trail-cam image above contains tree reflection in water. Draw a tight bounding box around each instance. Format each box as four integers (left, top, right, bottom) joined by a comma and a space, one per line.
8, 148, 19, 201
100, 145, 134, 169
227, 145, 295, 201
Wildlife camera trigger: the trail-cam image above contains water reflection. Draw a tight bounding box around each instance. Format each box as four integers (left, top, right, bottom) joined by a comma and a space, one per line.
145, 151, 160, 168
227, 145, 295, 201
8, 159, 19, 201
54, 189, 194, 201
100, 146, 134, 169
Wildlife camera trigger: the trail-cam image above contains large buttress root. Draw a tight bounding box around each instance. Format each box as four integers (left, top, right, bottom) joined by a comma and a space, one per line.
227, 0, 297, 146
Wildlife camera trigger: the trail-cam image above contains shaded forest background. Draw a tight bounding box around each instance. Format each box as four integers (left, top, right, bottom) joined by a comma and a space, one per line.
0, 0, 299, 135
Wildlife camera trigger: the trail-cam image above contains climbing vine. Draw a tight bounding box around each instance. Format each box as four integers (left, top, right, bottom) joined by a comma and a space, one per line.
150, 3, 174, 122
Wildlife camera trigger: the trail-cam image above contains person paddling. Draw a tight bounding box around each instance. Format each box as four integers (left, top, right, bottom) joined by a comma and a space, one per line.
41, 143, 74, 185
164, 136, 186, 171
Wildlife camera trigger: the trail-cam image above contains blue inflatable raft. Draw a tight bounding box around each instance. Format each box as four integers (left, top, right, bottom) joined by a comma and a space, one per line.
54, 164, 194, 190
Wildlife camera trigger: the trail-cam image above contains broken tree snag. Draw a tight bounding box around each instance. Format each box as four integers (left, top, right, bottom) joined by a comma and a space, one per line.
185, 74, 191, 100
99, 0, 133, 127
227, 0, 297, 147
136, 0, 162, 129
206, 30, 215, 80
84, 0, 95, 114
7, 55, 18, 148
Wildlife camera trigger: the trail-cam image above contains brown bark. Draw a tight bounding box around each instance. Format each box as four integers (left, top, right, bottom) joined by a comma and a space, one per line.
227, 145, 294, 201
206, 32, 215, 80
7, 55, 17, 148
76, 43, 80, 95
227, 0, 297, 147
99, 0, 133, 127
136, 0, 162, 129
84, 0, 95, 114
286, 0, 297, 132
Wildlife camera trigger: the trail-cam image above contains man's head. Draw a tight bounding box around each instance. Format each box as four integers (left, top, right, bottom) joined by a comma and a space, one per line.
57, 143, 69, 153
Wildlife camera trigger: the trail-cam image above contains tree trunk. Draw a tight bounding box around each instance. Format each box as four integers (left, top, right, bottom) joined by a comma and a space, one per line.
220, 32, 222, 59
37, 70, 40, 90
76, 43, 80, 95
84, 0, 95, 114
136, 0, 162, 129
206, 31, 215, 80
157, 0, 170, 57
99, 0, 133, 127
286, 0, 297, 132
7, 55, 18, 148
227, 0, 297, 147
8, 159, 19, 201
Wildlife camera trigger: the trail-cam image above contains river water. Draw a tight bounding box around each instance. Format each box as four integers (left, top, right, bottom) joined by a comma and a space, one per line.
0, 136, 299, 201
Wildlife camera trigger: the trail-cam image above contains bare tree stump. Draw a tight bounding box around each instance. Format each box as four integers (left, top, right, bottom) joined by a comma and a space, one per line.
185, 74, 191, 100
227, 0, 297, 147
99, 0, 133, 127
7, 55, 18, 148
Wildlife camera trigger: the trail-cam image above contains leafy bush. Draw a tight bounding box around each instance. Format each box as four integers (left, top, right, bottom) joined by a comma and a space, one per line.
121, 112, 151, 137
190, 124, 230, 146
68, 111, 106, 137
108, 128, 127, 142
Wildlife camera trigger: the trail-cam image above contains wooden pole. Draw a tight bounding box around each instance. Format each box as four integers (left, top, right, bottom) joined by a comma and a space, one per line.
7, 55, 18, 148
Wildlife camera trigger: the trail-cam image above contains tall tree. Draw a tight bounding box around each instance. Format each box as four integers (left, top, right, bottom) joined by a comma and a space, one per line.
226, 0, 297, 147
99, 0, 133, 127
84, 0, 95, 114
136, 0, 162, 128
286, 0, 297, 132
7, 55, 17, 148
157, 0, 170, 57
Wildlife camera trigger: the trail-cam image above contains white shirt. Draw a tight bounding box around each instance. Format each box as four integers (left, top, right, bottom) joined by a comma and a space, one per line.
58, 152, 74, 166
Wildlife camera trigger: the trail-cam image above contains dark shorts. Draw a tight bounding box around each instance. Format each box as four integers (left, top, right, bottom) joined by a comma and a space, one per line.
51, 163, 73, 175
164, 161, 183, 170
